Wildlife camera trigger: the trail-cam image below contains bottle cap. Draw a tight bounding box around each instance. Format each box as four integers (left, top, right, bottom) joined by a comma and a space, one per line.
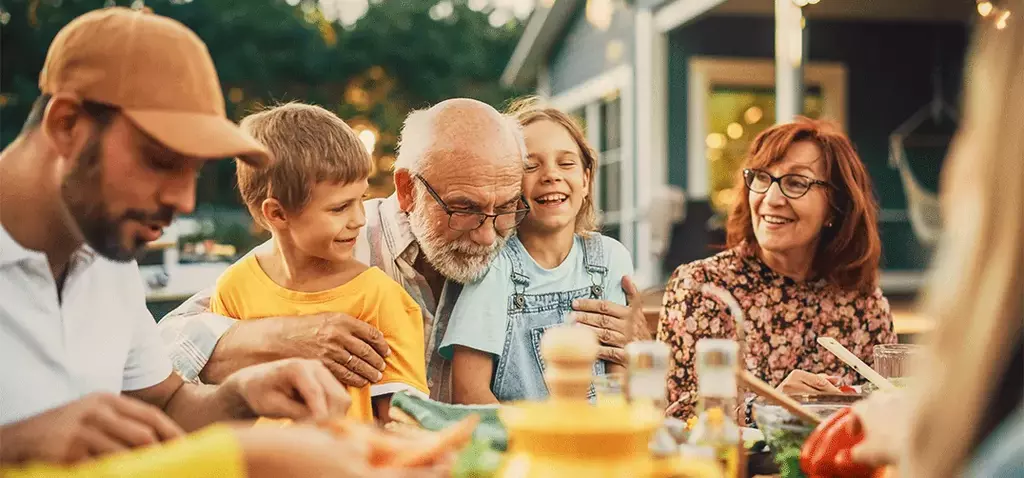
626, 340, 671, 371
695, 339, 738, 396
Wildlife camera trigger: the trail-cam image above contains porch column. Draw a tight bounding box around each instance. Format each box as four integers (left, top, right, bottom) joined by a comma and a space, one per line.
634, 5, 667, 288
775, 0, 804, 122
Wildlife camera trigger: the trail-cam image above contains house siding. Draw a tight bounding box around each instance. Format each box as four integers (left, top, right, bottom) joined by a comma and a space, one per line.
548, 3, 636, 95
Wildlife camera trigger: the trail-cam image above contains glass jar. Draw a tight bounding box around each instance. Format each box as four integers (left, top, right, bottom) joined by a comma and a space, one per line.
872, 343, 922, 388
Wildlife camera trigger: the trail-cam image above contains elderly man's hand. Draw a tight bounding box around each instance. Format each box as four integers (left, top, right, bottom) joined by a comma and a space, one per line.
570, 276, 652, 365
222, 358, 352, 421
0, 393, 183, 465
208, 312, 391, 388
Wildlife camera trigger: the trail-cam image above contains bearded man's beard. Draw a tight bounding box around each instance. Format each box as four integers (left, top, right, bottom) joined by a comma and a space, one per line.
407, 196, 510, 284
60, 136, 173, 262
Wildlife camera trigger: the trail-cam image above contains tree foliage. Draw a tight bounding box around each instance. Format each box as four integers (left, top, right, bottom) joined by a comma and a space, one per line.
0, 0, 525, 202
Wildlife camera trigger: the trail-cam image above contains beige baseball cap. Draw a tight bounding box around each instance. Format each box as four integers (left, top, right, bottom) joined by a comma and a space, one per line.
38, 7, 269, 166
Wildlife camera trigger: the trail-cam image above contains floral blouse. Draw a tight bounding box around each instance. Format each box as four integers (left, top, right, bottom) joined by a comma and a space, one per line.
657, 245, 897, 421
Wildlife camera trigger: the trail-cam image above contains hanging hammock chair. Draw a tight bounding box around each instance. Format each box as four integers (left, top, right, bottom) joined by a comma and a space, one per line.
887, 68, 958, 246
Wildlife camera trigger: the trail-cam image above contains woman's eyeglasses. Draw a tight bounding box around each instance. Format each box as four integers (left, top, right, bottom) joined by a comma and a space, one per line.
415, 174, 530, 232
743, 168, 831, 199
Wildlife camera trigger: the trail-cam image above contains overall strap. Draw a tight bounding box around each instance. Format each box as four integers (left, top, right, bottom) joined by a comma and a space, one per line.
507, 239, 530, 309
580, 233, 608, 299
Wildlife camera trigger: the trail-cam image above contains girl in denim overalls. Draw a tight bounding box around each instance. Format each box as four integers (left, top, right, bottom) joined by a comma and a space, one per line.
439, 99, 635, 404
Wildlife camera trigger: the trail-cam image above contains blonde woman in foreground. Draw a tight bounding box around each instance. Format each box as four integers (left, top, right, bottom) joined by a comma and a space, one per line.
830, 5, 1023, 477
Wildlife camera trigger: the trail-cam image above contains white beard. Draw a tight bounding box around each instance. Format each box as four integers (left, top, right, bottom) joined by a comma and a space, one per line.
407, 201, 508, 284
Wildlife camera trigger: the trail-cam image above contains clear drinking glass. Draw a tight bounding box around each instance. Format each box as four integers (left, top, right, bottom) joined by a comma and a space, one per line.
872, 344, 922, 389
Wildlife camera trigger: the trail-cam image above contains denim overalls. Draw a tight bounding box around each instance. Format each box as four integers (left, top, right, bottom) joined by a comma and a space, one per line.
491, 234, 609, 402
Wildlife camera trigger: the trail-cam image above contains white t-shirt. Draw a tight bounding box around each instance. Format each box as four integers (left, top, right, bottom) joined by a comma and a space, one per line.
0, 223, 172, 425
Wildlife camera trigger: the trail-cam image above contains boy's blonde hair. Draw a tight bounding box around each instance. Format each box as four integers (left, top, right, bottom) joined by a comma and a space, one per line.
505, 96, 599, 234
237, 102, 371, 229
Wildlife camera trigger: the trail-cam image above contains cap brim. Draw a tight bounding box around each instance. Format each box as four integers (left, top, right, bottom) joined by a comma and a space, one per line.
121, 109, 269, 167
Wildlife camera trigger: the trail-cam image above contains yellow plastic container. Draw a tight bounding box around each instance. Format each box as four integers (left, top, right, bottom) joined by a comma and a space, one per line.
496, 326, 723, 478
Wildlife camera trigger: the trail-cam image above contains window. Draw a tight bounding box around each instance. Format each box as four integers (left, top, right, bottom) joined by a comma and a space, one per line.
569, 108, 587, 134
597, 94, 623, 239
687, 57, 848, 217
706, 86, 824, 215
567, 95, 625, 241
550, 65, 635, 268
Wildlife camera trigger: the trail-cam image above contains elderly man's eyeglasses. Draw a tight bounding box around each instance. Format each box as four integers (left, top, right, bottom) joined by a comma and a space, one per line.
743, 168, 831, 200
414, 175, 530, 232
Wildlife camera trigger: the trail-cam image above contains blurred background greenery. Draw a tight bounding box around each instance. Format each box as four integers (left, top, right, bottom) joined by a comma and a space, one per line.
1, 0, 534, 311
0, 0, 529, 203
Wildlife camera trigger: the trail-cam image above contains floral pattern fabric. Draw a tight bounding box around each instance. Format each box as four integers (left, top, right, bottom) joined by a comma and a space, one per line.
657, 245, 897, 421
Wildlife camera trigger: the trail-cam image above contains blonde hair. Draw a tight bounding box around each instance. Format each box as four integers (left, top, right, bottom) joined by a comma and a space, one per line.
236, 102, 371, 229
905, 10, 1024, 477
506, 96, 599, 234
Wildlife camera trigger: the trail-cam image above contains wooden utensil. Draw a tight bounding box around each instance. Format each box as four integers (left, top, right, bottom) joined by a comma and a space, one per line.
737, 370, 822, 426
816, 337, 897, 392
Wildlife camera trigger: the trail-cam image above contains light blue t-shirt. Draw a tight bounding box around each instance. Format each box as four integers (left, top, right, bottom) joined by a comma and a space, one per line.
439, 233, 634, 359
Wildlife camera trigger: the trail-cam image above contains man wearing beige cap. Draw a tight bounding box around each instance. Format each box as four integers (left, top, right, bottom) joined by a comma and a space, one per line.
0, 7, 353, 467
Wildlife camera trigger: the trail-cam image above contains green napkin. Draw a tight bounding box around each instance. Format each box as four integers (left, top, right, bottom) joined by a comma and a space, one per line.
390, 392, 508, 451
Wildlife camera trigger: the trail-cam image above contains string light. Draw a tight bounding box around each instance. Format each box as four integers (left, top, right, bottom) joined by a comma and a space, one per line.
585, 0, 614, 31
996, 9, 1010, 29
976, 0, 1011, 29
978, 1, 994, 16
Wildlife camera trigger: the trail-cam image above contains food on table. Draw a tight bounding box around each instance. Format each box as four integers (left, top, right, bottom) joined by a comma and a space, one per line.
769, 428, 806, 478
838, 385, 858, 394
390, 391, 508, 450
320, 414, 480, 469
752, 395, 861, 478
453, 438, 505, 478
800, 408, 884, 478
394, 414, 480, 467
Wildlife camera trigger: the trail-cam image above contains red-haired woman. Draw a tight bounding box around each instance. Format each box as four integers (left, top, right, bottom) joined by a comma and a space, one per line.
658, 117, 897, 422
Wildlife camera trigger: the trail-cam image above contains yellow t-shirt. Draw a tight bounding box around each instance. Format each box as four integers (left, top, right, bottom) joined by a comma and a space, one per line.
210, 255, 428, 423
0, 425, 243, 478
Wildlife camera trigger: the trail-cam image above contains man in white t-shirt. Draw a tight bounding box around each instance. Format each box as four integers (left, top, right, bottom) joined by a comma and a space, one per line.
0, 7, 349, 465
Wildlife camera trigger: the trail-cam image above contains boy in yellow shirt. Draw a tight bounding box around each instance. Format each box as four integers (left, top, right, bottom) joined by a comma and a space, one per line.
210, 103, 428, 423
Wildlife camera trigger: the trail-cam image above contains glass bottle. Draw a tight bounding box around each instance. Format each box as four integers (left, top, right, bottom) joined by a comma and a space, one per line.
624, 340, 678, 456
687, 339, 742, 478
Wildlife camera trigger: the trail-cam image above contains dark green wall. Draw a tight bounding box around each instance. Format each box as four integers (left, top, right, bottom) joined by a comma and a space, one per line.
666, 16, 968, 270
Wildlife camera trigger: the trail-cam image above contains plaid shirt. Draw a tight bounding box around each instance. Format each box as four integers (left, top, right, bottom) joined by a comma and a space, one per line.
157, 195, 460, 402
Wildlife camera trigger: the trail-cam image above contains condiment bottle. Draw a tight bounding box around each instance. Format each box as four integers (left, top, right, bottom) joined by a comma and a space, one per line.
687, 339, 743, 478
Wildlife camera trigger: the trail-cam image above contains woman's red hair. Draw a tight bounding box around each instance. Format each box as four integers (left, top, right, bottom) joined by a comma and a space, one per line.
726, 117, 882, 291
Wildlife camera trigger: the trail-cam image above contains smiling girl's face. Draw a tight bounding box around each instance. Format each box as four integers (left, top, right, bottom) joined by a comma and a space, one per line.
520, 119, 592, 234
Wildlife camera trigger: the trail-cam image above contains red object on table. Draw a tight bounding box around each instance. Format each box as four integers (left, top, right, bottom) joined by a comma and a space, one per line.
838, 385, 858, 394
799, 408, 884, 478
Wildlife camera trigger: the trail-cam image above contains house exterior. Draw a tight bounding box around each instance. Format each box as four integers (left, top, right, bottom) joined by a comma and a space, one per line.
501, 0, 973, 294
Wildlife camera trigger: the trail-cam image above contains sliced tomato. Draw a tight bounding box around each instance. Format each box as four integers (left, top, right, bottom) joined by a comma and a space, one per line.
839, 385, 857, 394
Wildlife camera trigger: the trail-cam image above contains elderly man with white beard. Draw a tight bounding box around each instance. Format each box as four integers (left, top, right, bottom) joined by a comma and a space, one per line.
158, 98, 651, 402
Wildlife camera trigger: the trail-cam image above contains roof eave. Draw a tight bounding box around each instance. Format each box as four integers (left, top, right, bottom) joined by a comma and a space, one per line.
501, 0, 581, 89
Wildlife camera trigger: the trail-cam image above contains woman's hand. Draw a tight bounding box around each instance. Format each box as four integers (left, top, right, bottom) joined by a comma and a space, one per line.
800, 408, 887, 478
849, 391, 910, 467
777, 370, 843, 394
